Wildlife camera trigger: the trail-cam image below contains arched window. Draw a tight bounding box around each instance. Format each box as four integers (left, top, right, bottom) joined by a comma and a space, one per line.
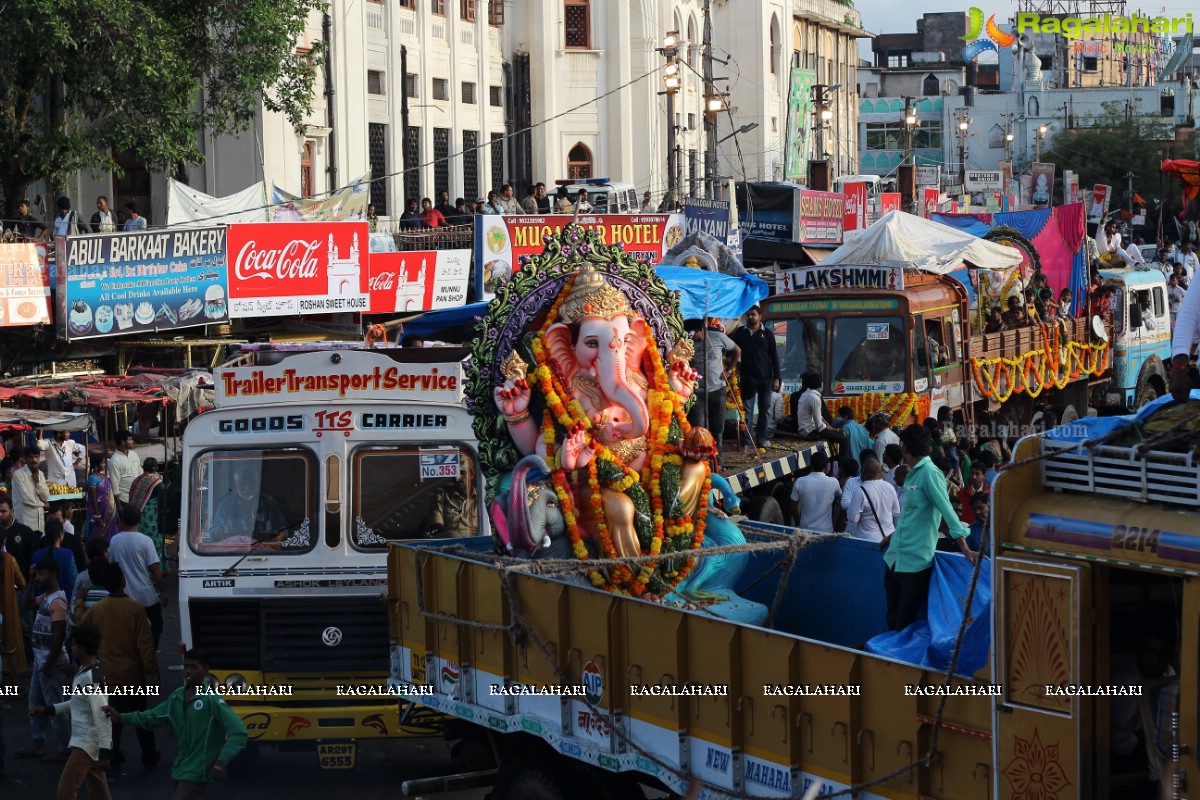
922, 73, 939, 96
769, 15, 781, 75
301, 141, 315, 198
567, 143, 593, 180
687, 16, 697, 68
565, 0, 590, 49
1028, 96, 1039, 116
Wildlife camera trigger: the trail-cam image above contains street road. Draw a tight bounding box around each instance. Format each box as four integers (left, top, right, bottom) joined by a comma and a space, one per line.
1, 547, 487, 799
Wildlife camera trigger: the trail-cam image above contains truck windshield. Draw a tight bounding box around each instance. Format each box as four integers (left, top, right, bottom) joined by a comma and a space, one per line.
352, 445, 478, 549
777, 319, 827, 387
189, 448, 317, 555
830, 317, 906, 387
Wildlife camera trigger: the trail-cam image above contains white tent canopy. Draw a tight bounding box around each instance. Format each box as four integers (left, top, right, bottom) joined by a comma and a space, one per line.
821, 211, 1023, 273
167, 179, 270, 227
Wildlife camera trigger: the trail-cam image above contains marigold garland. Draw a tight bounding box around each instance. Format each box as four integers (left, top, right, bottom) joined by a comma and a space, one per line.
969, 324, 1109, 402
520, 276, 705, 597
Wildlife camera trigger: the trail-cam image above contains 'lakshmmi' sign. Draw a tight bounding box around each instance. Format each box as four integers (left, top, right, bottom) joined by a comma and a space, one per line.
777, 265, 904, 293
474, 213, 685, 300
214, 350, 463, 407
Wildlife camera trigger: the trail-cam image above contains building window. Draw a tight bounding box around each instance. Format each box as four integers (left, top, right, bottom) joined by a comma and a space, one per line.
490, 133, 504, 194
922, 73, 938, 96
405, 73, 420, 99
463, 130, 480, 202
433, 128, 450, 198
567, 142, 592, 180
988, 125, 1005, 149
461, 0, 476, 22
1083, 56, 1098, 72
769, 14, 781, 75
431, 0, 445, 15
864, 121, 942, 150
887, 54, 909, 68
687, 17, 697, 68
368, 70, 386, 95
687, 113, 696, 130
564, 1, 590, 49
301, 141, 315, 199
368, 123, 389, 214
489, 85, 503, 107
399, 0, 415, 7
433, 78, 449, 100
462, 82, 477, 104
488, 0, 504, 25
404, 127, 421, 204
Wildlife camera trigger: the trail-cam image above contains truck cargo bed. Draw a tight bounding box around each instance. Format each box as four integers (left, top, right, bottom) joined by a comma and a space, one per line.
386, 530, 993, 799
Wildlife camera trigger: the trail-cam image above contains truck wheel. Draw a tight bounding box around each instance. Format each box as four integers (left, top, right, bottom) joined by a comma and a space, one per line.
744, 496, 784, 524
771, 483, 796, 525
1136, 381, 1160, 409
493, 766, 574, 800
1054, 404, 1080, 425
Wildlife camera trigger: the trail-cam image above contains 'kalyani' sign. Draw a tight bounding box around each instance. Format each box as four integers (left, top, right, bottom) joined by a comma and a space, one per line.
777, 265, 904, 293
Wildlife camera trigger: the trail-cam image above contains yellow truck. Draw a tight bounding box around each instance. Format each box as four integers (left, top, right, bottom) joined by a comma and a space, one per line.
387, 413, 1199, 798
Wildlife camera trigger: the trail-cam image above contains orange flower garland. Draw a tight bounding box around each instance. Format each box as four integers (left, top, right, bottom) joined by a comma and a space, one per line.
969, 324, 1109, 402
520, 274, 706, 597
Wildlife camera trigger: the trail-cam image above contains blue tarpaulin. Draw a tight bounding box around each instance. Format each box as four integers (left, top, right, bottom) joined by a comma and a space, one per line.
864, 552, 992, 677
398, 268, 768, 339
1043, 390, 1200, 443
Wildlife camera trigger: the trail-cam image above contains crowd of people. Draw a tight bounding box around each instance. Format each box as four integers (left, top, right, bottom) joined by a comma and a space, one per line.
0, 427, 247, 794
1, 196, 147, 241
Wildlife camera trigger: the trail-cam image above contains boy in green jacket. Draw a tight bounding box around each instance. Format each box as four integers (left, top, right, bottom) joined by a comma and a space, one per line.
102, 649, 246, 799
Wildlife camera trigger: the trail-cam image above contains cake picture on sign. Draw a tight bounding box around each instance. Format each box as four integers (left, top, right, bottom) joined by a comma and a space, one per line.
114, 303, 134, 330
135, 302, 155, 326
94, 305, 114, 333
68, 301, 93, 335
179, 298, 203, 321
204, 285, 227, 319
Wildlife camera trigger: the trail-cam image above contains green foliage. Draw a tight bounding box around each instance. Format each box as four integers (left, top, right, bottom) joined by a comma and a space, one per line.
1041, 101, 1192, 206
0, 0, 326, 214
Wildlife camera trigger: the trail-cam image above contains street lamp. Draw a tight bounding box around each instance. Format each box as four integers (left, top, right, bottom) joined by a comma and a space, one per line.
660, 31, 681, 208
902, 97, 917, 166
956, 110, 970, 189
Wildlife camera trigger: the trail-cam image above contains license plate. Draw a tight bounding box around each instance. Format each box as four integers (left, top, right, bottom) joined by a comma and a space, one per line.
317, 742, 356, 769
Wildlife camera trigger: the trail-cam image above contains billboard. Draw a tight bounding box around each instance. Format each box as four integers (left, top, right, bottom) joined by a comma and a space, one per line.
473, 214, 685, 301
226, 221, 370, 317
796, 190, 844, 245
736, 183, 802, 242
842, 182, 868, 232
366, 250, 471, 314
1031, 162, 1056, 209
0, 243, 51, 327
56, 228, 228, 340
880, 193, 902, 215
684, 198, 732, 243
784, 68, 818, 183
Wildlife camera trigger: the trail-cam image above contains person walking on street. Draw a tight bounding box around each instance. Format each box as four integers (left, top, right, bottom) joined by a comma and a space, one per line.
103, 648, 248, 800
12, 445, 51, 533
731, 305, 781, 448
0, 494, 37, 580
30, 624, 113, 799
847, 458, 901, 543
129, 458, 167, 574
684, 319, 740, 460
107, 430, 141, 510
789, 452, 841, 534
70, 538, 111, 629
17, 558, 73, 762
880, 425, 976, 631
86, 454, 120, 542
80, 563, 160, 781
32, 520, 78, 601
0, 525, 29, 682
108, 506, 166, 649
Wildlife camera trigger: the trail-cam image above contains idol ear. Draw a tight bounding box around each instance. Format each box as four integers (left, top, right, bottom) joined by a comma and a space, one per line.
545, 323, 578, 383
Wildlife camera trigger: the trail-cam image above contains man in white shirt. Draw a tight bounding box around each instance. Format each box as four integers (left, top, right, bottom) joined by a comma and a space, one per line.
847, 458, 901, 542
870, 413, 900, 462
789, 452, 841, 534
90, 196, 117, 233
1181, 242, 1200, 281
1170, 265, 1200, 401
575, 190, 595, 214
1096, 220, 1145, 267
498, 184, 521, 215
12, 446, 51, 532
109, 505, 166, 648
107, 429, 141, 507
794, 372, 846, 446
640, 191, 655, 212
40, 430, 86, 487
52, 196, 81, 238
838, 458, 862, 536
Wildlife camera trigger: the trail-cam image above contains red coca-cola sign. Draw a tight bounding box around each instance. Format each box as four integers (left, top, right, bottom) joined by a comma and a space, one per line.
226, 222, 369, 318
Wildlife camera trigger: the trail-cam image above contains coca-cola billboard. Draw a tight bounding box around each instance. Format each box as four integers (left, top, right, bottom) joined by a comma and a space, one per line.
226, 221, 370, 317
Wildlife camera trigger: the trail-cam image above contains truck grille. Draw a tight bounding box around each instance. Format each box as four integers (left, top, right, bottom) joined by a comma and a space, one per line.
189, 597, 389, 673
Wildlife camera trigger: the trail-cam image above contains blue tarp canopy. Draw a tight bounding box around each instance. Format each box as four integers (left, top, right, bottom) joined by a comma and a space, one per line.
398, 268, 769, 339
1042, 390, 1200, 443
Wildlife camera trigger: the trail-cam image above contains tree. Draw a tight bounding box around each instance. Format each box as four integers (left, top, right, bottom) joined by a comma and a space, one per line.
1041, 100, 1195, 223
0, 0, 325, 217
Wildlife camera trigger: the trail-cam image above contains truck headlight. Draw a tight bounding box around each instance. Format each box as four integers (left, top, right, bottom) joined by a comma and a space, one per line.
225, 673, 248, 692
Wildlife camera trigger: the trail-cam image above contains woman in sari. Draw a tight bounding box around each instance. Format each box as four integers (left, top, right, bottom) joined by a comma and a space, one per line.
1, 534, 27, 684
129, 457, 167, 574
85, 453, 119, 541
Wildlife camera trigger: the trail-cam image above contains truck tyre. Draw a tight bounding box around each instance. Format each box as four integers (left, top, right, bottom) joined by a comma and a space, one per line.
744, 496, 784, 524
1055, 404, 1080, 425
771, 483, 796, 525
493, 765, 574, 800
1136, 381, 1160, 408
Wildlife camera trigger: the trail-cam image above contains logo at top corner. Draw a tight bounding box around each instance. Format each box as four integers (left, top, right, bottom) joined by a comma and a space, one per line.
961, 7, 1016, 61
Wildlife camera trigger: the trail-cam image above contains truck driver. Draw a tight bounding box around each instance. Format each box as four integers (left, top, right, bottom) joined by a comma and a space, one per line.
209, 465, 288, 543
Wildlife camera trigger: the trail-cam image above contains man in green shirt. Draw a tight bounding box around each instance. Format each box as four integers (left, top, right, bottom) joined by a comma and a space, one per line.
103, 649, 246, 799
880, 425, 976, 631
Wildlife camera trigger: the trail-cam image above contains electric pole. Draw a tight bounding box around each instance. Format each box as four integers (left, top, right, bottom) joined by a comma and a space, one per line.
702, 0, 717, 198
661, 32, 681, 209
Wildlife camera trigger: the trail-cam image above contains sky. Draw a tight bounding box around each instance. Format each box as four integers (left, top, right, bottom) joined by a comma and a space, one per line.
851, 0, 1194, 59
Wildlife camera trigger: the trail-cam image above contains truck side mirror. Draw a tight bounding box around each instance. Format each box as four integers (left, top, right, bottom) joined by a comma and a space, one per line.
1128, 300, 1142, 329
